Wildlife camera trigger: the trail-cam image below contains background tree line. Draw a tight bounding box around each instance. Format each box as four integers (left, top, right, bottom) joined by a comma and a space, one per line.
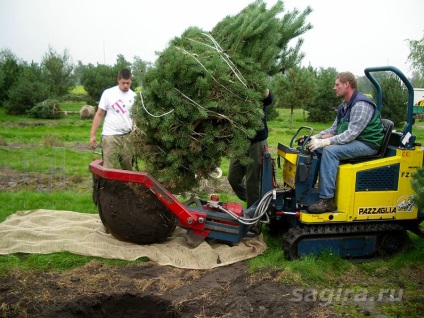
1, 0, 423, 195
0, 46, 150, 116
0, 29, 423, 127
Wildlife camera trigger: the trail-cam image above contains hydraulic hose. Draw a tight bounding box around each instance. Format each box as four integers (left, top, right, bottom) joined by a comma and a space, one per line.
216, 188, 291, 225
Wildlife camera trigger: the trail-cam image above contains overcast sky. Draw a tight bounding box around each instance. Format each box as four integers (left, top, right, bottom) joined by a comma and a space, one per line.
0, 0, 423, 77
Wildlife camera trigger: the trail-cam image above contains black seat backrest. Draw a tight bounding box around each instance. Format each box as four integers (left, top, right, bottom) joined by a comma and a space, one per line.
344, 118, 394, 163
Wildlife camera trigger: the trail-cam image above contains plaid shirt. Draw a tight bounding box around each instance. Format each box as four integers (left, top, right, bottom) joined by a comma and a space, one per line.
319, 101, 374, 145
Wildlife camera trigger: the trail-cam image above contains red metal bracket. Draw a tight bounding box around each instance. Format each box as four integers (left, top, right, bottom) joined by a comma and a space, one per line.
89, 159, 207, 231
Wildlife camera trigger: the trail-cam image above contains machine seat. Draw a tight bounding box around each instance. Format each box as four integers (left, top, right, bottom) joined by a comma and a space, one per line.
343, 119, 394, 163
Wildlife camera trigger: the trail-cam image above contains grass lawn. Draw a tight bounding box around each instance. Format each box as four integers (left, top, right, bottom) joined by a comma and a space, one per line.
1, 101, 424, 317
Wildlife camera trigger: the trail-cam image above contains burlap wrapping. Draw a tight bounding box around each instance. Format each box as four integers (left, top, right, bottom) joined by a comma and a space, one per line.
0, 209, 267, 270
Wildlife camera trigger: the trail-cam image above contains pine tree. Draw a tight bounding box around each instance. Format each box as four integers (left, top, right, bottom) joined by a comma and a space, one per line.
131, 0, 312, 193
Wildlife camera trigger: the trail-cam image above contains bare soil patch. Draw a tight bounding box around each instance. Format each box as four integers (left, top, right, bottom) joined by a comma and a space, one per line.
0, 166, 89, 192
0, 261, 337, 318
1, 121, 46, 127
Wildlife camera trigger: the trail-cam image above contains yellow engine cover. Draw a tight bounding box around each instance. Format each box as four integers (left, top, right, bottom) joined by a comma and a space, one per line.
333, 146, 423, 222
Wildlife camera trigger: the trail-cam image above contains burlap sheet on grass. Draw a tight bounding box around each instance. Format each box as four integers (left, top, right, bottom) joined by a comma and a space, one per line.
0, 209, 267, 270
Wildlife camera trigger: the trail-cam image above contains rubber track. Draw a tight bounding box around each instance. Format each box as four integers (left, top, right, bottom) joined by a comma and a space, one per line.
282, 222, 409, 261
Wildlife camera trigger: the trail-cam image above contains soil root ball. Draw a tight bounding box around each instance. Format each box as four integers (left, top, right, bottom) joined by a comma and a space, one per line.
93, 177, 176, 244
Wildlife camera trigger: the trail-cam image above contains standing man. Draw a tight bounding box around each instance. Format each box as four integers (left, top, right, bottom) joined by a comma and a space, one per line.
306, 72, 384, 213
228, 89, 273, 208
89, 68, 136, 170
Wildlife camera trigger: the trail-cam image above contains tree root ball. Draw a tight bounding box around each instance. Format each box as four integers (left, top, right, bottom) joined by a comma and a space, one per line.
79, 105, 95, 119
93, 176, 177, 245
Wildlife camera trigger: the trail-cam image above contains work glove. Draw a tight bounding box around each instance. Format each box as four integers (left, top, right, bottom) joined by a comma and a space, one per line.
307, 138, 330, 152
308, 135, 317, 143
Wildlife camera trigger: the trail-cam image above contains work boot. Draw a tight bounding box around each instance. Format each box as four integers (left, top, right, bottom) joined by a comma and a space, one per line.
307, 198, 337, 213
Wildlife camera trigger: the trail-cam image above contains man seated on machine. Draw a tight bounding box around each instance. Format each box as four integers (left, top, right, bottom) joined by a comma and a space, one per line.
306, 72, 384, 213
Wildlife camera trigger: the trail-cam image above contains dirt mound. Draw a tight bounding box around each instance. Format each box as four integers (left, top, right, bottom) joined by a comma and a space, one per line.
0, 261, 333, 318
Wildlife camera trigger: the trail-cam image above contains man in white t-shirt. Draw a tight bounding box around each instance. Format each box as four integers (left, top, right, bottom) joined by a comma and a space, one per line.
89, 68, 137, 170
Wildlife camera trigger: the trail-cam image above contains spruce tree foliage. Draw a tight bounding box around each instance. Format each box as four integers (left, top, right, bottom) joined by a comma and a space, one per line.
41, 47, 75, 98
306, 67, 340, 123
379, 74, 408, 127
1, 48, 78, 112
132, 0, 312, 193
3, 62, 49, 115
133, 27, 263, 192
0, 49, 24, 106
271, 66, 317, 128
27, 99, 65, 119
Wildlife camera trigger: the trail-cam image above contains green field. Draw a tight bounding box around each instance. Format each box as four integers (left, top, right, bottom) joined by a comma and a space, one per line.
1, 103, 423, 220
1, 102, 424, 317
1, 103, 423, 223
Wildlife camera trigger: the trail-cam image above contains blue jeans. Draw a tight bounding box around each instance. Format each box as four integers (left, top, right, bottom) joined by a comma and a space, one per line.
317, 141, 377, 199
